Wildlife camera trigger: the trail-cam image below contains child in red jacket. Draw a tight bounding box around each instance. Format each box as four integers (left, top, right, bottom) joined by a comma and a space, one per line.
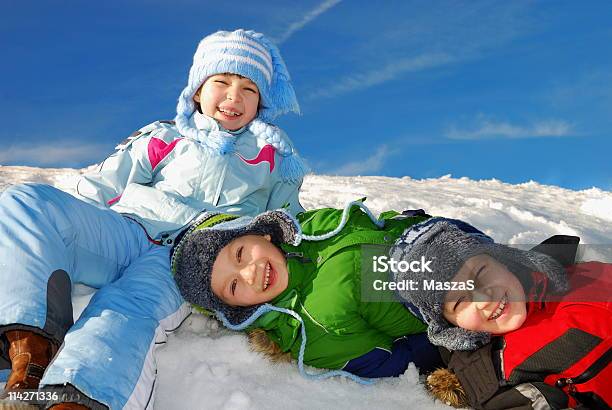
391, 218, 611, 409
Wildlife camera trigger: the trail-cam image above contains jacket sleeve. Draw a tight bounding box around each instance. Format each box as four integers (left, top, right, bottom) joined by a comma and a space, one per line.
264, 127, 306, 215
266, 178, 304, 215
447, 345, 570, 410
480, 383, 569, 410
342, 333, 443, 378
362, 301, 427, 338
75, 129, 154, 208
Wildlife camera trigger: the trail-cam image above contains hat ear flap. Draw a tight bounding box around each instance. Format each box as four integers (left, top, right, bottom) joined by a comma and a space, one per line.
428, 324, 490, 351
488, 244, 569, 294
250, 209, 301, 246
175, 87, 198, 139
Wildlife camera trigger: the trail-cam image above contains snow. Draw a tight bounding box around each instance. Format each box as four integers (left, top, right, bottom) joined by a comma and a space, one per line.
1, 166, 611, 409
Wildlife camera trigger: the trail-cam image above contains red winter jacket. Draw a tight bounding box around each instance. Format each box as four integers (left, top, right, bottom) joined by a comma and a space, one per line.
447, 262, 612, 410
500, 262, 612, 408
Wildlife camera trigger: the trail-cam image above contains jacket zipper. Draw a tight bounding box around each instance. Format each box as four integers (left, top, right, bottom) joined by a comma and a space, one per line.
213, 160, 228, 206
285, 252, 311, 263
555, 347, 611, 389
299, 301, 329, 334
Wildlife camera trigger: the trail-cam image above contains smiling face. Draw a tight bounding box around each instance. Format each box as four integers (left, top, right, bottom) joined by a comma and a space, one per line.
211, 234, 289, 307
443, 254, 527, 334
194, 73, 260, 130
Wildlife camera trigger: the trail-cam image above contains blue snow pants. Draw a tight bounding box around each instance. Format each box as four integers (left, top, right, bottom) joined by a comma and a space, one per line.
0, 184, 190, 409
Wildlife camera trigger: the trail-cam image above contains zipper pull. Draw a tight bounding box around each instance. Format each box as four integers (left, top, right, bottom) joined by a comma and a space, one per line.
286, 252, 311, 263
555, 377, 576, 393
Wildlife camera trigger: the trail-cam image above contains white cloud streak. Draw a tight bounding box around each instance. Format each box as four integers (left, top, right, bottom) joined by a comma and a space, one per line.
0, 141, 108, 167
331, 144, 392, 175
307, 52, 454, 100
446, 117, 574, 140
305, 3, 532, 101
274, 0, 341, 44
548, 70, 612, 111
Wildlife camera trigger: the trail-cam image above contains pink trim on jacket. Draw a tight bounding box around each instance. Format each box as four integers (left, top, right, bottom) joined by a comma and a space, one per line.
236, 144, 276, 173
107, 194, 122, 206
148, 137, 182, 170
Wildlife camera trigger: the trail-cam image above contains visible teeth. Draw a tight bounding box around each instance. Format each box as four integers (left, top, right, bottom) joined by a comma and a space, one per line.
489, 294, 508, 320
219, 108, 240, 116
263, 262, 271, 290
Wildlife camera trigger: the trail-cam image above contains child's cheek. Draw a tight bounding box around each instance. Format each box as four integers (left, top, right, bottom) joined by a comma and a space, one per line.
457, 310, 487, 332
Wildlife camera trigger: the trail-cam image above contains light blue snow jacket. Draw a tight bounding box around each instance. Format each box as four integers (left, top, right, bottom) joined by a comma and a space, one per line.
76, 113, 305, 245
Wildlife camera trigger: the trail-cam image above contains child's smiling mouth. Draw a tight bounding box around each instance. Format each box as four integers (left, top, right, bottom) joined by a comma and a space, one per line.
262, 261, 276, 291
488, 292, 508, 320
218, 107, 242, 118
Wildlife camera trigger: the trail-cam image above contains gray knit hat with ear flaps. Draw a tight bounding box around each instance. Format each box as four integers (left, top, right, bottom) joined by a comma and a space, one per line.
390, 217, 568, 351
172, 210, 301, 326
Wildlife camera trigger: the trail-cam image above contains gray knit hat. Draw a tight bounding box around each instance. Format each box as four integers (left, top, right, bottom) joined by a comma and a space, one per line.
172, 210, 300, 326
390, 217, 568, 351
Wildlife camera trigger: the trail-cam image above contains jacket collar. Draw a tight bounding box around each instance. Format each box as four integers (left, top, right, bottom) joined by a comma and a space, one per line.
526, 270, 549, 314
271, 248, 310, 304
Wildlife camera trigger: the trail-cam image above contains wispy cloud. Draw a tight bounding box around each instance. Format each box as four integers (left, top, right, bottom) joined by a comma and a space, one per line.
331, 144, 393, 175
306, 52, 453, 100
548, 70, 612, 111
305, 2, 532, 101
0, 141, 109, 167
273, 0, 341, 44
446, 116, 574, 140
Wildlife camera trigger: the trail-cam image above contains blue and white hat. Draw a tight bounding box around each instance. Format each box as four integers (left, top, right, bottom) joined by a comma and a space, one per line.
175, 29, 300, 128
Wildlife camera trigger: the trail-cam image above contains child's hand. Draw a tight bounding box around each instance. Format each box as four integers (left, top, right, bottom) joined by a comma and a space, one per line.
426, 368, 468, 408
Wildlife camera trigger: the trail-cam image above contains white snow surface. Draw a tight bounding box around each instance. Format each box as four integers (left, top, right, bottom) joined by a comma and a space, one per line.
0, 165, 611, 410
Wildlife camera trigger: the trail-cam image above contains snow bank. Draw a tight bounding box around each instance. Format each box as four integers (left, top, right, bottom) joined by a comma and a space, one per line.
1, 167, 611, 409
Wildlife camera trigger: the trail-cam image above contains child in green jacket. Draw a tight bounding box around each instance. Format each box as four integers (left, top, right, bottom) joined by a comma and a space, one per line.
172, 201, 444, 383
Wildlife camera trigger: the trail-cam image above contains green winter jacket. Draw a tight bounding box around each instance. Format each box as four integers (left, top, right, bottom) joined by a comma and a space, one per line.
250, 202, 428, 370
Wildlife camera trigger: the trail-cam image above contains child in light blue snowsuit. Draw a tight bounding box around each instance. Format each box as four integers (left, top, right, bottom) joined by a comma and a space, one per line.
0, 29, 305, 410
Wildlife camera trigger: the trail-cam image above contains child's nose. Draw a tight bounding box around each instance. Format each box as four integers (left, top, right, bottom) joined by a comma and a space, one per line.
473, 289, 492, 309
475, 299, 489, 310
226, 86, 242, 102
239, 264, 256, 285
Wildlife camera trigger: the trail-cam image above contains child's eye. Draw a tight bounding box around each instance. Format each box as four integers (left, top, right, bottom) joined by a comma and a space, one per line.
230, 279, 237, 296
244, 87, 258, 94
214, 80, 229, 85
474, 264, 486, 286
236, 246, 243, 263
453, 296, 465, 312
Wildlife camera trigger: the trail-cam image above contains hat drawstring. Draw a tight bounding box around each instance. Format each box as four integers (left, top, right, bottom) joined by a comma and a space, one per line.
301, 200, 384, 242
217, 304, 376, 385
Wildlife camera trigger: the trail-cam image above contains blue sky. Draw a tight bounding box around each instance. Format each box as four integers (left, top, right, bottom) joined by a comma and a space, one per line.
1, 1, 611, 190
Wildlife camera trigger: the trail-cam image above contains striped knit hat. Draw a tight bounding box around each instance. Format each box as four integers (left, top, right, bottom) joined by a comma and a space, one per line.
175, 29, 300, 128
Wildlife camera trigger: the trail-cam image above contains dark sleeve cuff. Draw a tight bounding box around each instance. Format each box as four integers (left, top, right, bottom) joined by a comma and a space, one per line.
343, 333, 443, 378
